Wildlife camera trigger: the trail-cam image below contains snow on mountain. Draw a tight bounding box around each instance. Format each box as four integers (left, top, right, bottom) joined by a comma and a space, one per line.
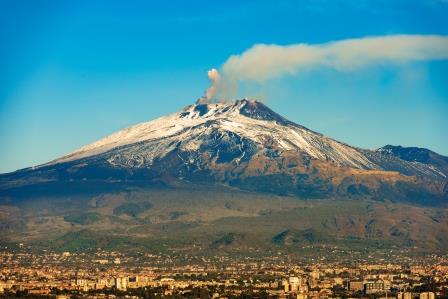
49, 99, 379, 170
2, 98, 446, 205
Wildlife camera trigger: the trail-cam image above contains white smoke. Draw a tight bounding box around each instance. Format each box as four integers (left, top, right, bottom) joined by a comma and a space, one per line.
200, 34, 448, 102
197, 68, 221, 103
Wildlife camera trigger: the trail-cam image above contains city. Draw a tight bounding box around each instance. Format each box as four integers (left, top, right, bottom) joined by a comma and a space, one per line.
0, 245, 447, 299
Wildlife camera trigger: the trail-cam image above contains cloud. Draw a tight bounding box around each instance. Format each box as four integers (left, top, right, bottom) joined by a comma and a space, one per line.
203, 35, 448, 101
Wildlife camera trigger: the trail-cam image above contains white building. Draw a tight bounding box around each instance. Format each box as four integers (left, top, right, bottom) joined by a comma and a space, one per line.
397, 292, 413, 299
115, 277, 128, 291
419, 292, 435, 299
289, 276, 300, 292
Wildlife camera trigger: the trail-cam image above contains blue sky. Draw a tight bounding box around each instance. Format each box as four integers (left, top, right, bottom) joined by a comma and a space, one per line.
1, 0, 448, 173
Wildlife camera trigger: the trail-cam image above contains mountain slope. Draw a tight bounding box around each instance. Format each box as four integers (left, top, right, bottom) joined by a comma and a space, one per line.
377, 145, 448, 176
50, 100, 376, 169
1, 187, 447, 253
0, 99, 447, 203
1, 99, 448, 253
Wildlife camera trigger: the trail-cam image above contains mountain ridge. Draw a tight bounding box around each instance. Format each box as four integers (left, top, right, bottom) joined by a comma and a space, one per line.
1, 99, 447, 253
1, 99, 447, 203
8, 99, 446, 177
47, 99, 375, 169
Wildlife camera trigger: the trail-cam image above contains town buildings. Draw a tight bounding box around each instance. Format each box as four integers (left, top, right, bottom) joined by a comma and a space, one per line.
0, 248, 447, 298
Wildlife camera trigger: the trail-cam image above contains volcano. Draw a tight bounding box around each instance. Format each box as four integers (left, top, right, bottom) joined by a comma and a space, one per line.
0, 99, 447, 252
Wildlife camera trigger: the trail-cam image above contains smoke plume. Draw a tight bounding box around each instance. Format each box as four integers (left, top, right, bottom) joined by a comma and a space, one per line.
197, 68, 221, 103
199, 34, 448, 103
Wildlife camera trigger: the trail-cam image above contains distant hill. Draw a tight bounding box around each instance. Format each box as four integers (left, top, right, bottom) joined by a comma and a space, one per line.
377, 145, 448, 176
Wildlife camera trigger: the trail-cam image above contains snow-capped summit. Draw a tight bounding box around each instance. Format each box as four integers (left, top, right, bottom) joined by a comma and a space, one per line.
51, 99, 377, 170
1, 98, 447, 203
